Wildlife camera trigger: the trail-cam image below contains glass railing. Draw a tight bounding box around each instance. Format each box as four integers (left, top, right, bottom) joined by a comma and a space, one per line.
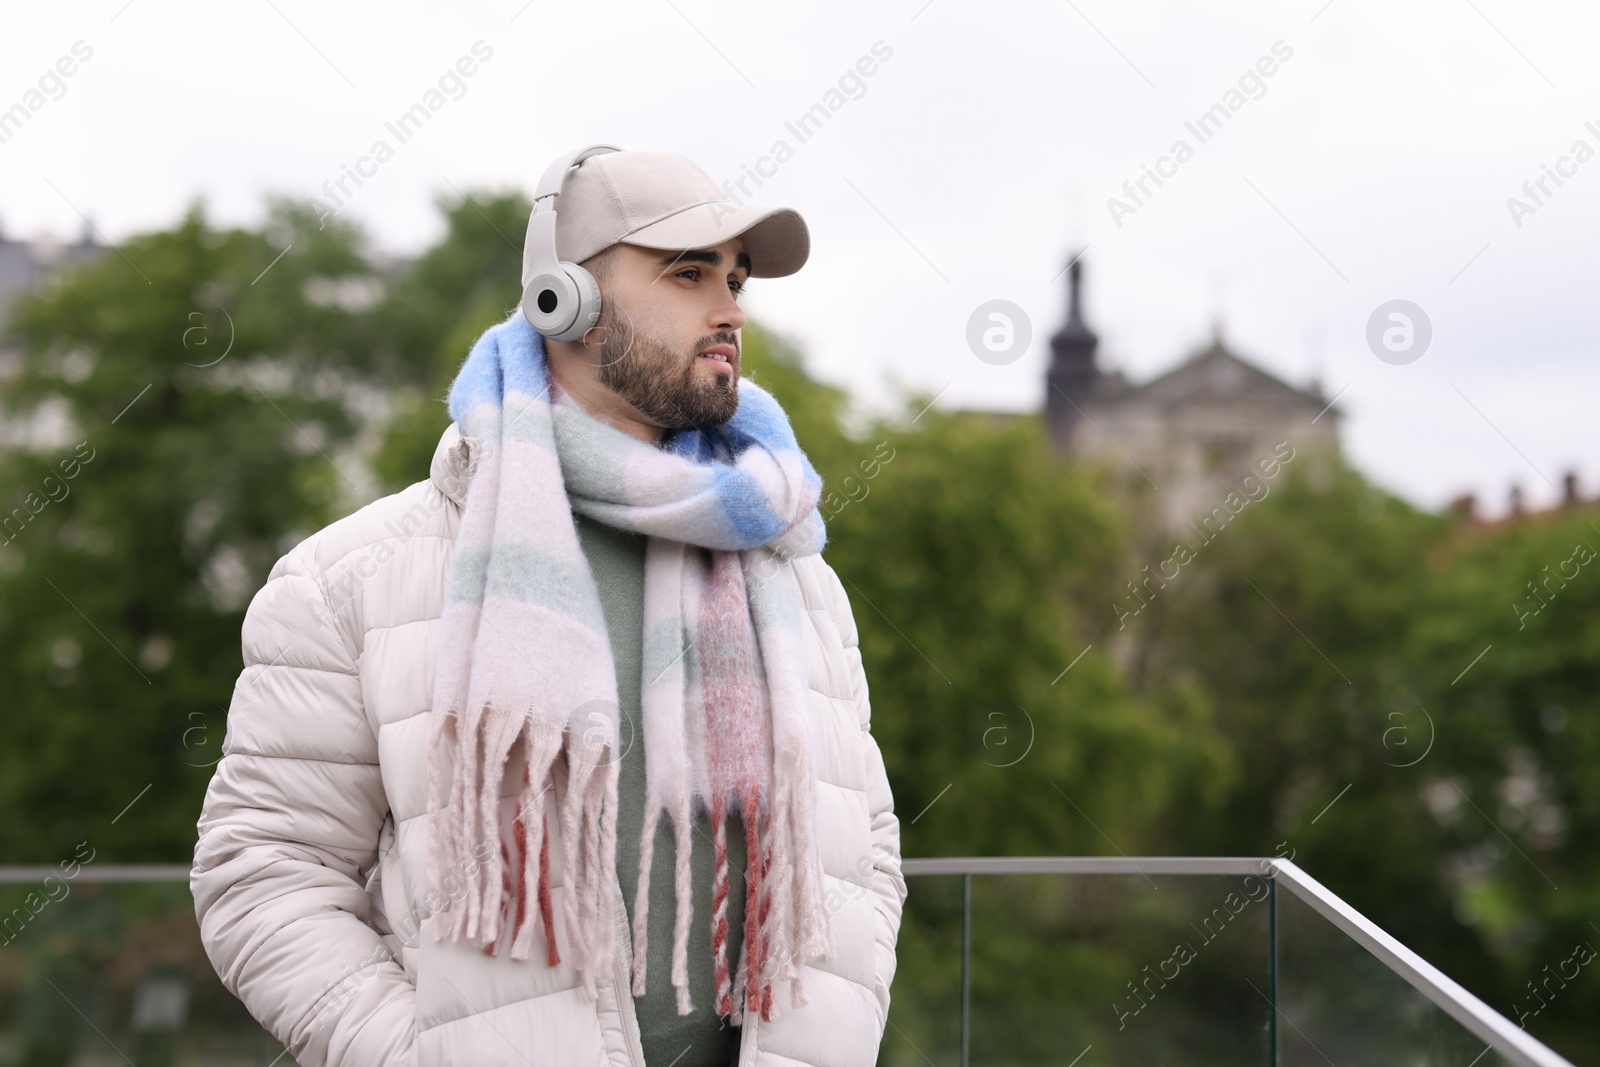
888, 857, 1574, 1067
0, 864, 289, 1066
0, 860, 1574, 1066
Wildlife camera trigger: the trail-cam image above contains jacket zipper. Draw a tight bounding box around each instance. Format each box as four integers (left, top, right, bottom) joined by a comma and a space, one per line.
611, 877, 648, 1067
554, 754, 647, 1067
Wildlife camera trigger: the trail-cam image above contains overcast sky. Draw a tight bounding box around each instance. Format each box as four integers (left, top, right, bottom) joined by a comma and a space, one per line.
3, 0, 1596, 516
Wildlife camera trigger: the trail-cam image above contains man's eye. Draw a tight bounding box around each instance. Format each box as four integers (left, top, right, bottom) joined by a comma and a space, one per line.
675, 268, 746, 297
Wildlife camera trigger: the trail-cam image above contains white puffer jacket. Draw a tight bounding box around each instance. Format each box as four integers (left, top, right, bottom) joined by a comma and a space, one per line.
191, 423, 906, 1066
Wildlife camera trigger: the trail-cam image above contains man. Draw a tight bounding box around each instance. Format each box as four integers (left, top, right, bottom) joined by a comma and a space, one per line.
190, 146, 905, 1067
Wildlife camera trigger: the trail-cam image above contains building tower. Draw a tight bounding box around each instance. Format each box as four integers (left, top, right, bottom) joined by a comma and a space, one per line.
1044, 253, 1099, 450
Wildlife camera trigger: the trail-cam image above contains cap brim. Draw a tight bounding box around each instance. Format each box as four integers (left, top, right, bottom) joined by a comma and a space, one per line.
620, 202, 809, 278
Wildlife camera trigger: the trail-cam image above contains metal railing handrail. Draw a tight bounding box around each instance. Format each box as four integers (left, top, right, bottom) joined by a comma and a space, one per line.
902, 856, 1574, 1067
0, 864, 191, 883
903, 856, 1267, 877
1269, 858, 1569, 1067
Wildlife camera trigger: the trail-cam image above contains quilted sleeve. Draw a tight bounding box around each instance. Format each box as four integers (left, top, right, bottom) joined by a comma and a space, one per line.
821, 560, 907, 1034
191, 545, 416, 1066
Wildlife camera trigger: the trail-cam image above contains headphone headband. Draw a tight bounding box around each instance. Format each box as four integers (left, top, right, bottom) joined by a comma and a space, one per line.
533, 143, 621, 204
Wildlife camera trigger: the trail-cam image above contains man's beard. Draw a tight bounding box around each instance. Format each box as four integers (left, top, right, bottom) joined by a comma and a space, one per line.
591, 296, 738, 431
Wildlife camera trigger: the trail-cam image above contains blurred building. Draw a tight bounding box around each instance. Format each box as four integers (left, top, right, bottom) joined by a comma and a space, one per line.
1450, 472, 1590, 529
0, 218, 103, 351
0, 219, 104, 449
1044, 255, 1341, 529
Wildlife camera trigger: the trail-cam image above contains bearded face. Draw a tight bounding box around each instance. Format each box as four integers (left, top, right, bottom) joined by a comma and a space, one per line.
591, 290, 740, 431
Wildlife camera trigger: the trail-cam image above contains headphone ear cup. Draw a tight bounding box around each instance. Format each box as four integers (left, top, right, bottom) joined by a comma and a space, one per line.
521, 263, 602, 342
563, 262, 603, 342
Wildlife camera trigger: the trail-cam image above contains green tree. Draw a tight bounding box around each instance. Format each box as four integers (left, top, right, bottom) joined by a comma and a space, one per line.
1119, 455, 1519, 1015
818, 401, 1231, 857
0, 198, 383, 861
370, 190, 531, 491
827, 402, 1235, 1066
1409, 503, 1600, 1058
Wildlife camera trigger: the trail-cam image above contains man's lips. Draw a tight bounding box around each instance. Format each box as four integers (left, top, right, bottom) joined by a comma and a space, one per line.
696, 343, 737, 374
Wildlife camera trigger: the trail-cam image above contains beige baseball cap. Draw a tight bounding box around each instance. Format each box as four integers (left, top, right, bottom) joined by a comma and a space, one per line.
524, 148, 810, 287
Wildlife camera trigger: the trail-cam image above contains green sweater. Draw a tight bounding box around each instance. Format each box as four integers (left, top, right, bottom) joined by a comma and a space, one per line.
573, 512, 747, 1067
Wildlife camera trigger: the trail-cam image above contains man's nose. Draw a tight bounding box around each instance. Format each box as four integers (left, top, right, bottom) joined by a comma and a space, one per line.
712, 291, 746, 332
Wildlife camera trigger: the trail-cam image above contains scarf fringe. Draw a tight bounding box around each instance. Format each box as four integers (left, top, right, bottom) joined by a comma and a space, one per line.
709, 793, 740, 1017
425, 606, 838, 1021
672, 802, 696, 1015
426, 705, 620, 990
628, 802, 661, 997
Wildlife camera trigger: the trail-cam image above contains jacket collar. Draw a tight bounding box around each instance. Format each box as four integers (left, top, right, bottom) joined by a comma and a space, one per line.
429, 422, 477, 508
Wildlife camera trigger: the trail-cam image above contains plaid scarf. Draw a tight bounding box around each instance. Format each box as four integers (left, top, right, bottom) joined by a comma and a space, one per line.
426, 310, 836, 1024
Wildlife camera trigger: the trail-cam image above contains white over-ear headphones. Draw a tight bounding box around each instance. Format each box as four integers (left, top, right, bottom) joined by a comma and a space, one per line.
520, 143, 622, 342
